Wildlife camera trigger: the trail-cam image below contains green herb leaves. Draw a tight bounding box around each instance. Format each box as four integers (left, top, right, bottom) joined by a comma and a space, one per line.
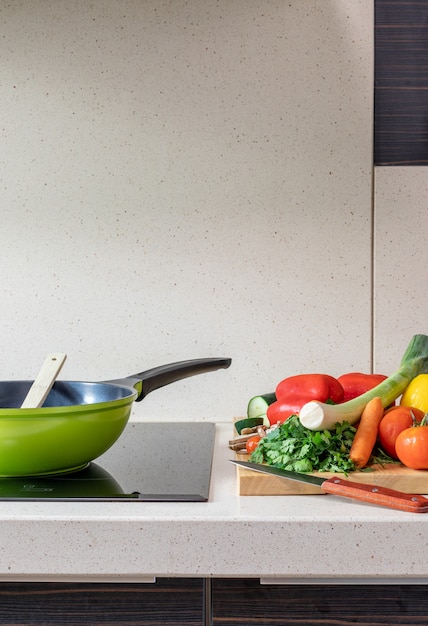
250, 415, 358, 473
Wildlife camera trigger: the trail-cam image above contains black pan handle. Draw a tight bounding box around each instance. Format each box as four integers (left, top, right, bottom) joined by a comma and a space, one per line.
109, 357, 232, 401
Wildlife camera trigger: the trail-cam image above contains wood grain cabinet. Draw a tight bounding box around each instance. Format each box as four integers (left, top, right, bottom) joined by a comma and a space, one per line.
0, 579, 204, 626
211, 580, 428, 626
375, 0, 428, 165
1, 580, 428, 625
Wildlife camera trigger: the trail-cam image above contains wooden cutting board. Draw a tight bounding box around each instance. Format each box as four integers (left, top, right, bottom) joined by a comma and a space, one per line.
235, 452, 428, 495
232, 420, 428, 495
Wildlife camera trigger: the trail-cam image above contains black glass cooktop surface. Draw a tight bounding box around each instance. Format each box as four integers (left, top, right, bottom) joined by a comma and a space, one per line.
0, 422, 216, 502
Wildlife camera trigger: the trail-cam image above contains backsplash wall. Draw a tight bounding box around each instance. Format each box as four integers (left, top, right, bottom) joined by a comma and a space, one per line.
0, 1, 406, 422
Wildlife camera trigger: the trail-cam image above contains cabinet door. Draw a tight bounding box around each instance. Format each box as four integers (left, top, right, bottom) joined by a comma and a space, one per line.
375, 0, 428, 164
212, 579, 428, 625
0, 579, 203, 625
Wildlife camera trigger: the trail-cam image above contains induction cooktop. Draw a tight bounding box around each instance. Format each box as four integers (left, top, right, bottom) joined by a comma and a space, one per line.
0, 422, 216, 502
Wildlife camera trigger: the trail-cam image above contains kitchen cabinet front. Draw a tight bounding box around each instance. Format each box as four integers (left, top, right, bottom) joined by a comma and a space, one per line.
212, 580, 428, 625
2, 580, 428, 625
0, 579, 204, 626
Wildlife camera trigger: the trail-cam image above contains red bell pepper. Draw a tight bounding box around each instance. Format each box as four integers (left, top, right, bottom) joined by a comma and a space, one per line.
336, 372, 388, 403
266, 373, 344, 426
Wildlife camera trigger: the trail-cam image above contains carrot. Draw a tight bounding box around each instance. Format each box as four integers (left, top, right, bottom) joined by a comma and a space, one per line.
349, 396, 384, 469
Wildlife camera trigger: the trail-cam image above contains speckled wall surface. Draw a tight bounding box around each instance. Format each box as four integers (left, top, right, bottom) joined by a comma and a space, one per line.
1, 1, 374, 421
373, 0, 428, 372
374, 168, 428, 371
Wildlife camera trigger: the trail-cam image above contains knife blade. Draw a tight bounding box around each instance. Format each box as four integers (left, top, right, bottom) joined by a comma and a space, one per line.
231, 460, 428, 513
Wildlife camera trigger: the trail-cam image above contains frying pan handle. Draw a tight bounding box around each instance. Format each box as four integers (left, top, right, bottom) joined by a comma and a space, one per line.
113, 357, 232, 401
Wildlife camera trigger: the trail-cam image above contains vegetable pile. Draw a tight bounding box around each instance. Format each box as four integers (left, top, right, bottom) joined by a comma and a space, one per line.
237, 334, 428, 474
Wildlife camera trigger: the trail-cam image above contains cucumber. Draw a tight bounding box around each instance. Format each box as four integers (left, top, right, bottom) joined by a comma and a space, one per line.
234, 417, 265, 435
247, 392, 276, 424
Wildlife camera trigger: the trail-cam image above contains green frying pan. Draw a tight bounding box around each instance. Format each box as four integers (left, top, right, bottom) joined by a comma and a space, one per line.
0, 357, 231, 477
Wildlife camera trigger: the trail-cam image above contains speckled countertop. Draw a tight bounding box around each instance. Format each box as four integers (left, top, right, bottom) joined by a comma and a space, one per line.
0, 422, 427, 583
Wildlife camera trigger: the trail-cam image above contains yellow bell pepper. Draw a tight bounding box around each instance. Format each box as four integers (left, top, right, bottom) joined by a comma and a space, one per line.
400, 374, 428, 413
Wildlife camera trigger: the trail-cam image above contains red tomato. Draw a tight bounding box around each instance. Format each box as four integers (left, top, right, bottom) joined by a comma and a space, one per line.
395, 424, 428, 470
246, 435, 261, 454
378, 406, 424, 459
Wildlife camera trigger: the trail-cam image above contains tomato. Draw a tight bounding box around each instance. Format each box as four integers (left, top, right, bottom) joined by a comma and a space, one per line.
378, 405, 424, 459
246, 435, 261, 454
395, 424, 428, 470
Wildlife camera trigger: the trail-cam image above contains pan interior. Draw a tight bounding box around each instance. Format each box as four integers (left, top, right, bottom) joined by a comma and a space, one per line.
0, 381, 136, 409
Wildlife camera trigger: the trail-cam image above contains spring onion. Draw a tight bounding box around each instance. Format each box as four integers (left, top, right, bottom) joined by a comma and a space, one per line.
300, 334, 428, 431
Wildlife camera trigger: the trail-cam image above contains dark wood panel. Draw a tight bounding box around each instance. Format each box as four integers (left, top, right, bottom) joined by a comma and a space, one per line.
375, 1, 428, 165
0, 579, 203, 625
4, 578, 428, 624
212, 579, 428, 625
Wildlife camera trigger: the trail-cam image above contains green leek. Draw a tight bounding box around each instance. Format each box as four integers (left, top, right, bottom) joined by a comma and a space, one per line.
299, 334, 428, 431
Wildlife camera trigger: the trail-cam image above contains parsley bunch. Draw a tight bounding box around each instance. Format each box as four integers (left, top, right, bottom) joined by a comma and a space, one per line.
250, 414, 358, 473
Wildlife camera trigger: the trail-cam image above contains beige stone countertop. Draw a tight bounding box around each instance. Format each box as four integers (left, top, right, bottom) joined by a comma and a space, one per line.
0, 421, 427, 583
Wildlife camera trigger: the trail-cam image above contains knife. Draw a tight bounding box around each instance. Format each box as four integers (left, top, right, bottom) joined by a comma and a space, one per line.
231, 460, 428, 513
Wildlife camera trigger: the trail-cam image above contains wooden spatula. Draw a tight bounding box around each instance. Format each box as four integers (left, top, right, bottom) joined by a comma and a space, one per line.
21, 353, 67, 409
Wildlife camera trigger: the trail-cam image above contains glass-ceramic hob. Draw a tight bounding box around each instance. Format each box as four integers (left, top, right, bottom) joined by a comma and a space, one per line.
0, 422, 216, 502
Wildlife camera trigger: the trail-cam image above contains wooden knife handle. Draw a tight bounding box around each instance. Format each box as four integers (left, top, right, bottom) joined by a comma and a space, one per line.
322, 477, 428, 513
